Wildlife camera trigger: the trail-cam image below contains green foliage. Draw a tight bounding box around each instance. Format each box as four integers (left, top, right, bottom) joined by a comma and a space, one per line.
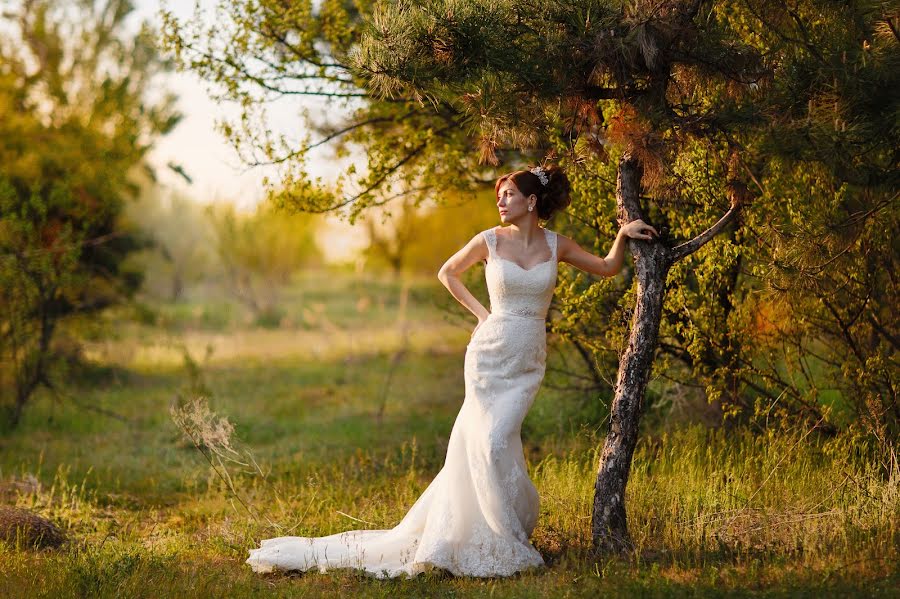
658, 1, 900, 441
357, 0, 769, 173
0, 180, 85, 427
0, 0, 179, 426
159, 0, 495, 223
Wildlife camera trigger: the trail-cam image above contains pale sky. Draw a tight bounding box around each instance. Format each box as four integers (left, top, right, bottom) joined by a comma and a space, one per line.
132, 1, 367, 262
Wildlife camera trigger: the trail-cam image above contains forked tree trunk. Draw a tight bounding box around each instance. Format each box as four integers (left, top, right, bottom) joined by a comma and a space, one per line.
590, 152, 670, 553
591, 151, 741, 554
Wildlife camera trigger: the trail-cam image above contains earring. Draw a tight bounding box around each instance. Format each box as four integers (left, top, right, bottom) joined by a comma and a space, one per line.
528, 205, 534, 212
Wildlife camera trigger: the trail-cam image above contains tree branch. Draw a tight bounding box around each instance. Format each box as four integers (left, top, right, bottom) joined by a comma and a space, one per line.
244, 114, 407, 167
297, 123, 456, 213
670, 200, 740, 262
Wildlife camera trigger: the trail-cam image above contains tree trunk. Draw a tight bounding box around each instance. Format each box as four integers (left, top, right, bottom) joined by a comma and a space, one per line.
10, 308, 56, 428
591, 152, 671, 553
170, 268, 184, 303
590, 151, 742, 555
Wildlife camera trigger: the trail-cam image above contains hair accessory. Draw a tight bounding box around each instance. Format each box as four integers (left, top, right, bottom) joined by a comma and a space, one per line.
529, 166, 549, 186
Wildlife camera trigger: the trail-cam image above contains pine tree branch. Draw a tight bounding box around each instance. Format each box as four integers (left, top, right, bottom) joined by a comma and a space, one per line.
303, 122, 457, 212
244, 114, 409, 167
184, 46, 368, 99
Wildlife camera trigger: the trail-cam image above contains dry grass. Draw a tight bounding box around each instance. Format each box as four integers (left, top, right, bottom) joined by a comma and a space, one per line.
0, 423, 894, 598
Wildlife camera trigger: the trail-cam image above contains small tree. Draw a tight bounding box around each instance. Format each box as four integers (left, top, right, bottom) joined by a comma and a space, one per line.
128, 187, 216, 302
0, 0, 179, 426
206, 201, 322, 323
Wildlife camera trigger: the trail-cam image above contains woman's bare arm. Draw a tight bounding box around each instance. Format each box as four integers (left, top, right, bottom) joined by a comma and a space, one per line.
557, 219, 658, 277
437, 233, 491, 323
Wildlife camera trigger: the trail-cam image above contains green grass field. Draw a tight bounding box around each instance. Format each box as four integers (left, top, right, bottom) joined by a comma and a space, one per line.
0, 273, 896, 597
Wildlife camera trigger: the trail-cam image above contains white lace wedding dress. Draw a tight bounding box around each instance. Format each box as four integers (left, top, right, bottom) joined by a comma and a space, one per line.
246, 226, 558, 578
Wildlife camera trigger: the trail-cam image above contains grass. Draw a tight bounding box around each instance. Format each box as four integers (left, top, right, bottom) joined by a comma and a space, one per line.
0, 273, 897, 597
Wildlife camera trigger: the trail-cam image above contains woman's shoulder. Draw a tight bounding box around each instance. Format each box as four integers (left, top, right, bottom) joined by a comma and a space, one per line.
541, 226, 563, 241
480, 225, 500, 239
548, 229, 574, 260
466, 227, 496, 248
547, 228, 569, 241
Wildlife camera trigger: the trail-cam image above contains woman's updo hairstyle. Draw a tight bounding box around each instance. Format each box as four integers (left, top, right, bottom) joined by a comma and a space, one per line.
495, 164, 571, 221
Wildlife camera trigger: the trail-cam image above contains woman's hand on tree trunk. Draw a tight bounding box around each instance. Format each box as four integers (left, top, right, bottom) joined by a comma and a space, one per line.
621, 219, 659, 241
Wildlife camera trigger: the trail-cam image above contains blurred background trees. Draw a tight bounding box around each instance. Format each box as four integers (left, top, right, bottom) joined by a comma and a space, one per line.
361, 189, 499, 277
0, 0, 179, 427
206, 200, 322, 326
127, 186, 215, 303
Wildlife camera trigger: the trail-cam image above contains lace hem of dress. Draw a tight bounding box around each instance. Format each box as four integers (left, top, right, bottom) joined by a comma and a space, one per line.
416, 518, 545, 578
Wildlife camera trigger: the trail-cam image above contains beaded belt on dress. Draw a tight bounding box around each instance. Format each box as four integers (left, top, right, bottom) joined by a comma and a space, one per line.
491, 309, 546, 321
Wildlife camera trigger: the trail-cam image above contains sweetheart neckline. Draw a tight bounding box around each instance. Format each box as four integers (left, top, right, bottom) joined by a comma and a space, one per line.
490, 256, 555, 272
489, 226, 555, 272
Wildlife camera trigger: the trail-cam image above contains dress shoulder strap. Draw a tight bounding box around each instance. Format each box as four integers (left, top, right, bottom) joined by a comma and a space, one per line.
544, 228, 558, 261
482, 227, 497, 257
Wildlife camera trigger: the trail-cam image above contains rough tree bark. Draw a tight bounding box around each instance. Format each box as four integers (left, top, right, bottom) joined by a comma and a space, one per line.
591, 151, 741, 554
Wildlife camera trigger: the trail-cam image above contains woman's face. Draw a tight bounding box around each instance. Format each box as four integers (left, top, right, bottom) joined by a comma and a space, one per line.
496, 179, 535, 225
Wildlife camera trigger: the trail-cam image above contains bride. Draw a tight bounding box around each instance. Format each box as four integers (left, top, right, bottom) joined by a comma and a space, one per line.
246, 165, 658, 578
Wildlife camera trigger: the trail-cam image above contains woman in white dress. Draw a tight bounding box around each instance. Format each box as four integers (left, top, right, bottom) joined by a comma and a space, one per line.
246, 165, 658, 578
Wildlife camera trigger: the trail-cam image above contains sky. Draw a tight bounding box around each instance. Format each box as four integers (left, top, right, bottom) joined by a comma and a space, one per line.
132, 1, 368, 262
